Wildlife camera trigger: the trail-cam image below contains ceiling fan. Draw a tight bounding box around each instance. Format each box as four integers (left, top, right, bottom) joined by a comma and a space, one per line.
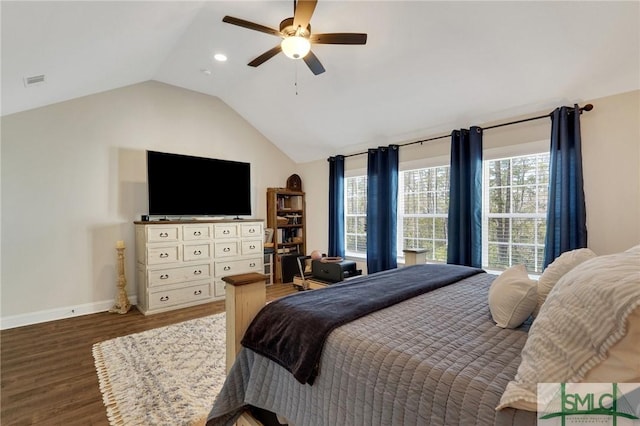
222, 0, 367, 75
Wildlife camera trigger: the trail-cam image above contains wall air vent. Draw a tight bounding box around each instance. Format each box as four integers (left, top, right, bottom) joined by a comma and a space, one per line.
23, 74, 46, 87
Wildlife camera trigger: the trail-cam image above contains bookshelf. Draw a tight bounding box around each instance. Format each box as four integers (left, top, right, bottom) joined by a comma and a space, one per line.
266, 188, 306, 283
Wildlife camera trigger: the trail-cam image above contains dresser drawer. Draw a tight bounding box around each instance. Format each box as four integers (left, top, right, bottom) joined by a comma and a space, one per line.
183, 243, 211, 261
214, 224, 238, 239
148, 281, 212, 310
214, 241, 239, 258
182, 225, 212, 241
241, 223, 262, 238
148, 263, 211, 287
146, 226, 180, 243
147, 245, 180, 265
215, 257, 262, 277
241, 239, 263, 255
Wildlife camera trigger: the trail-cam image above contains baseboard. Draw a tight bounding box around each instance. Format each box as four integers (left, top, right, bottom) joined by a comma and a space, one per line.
0, 295, 138, 330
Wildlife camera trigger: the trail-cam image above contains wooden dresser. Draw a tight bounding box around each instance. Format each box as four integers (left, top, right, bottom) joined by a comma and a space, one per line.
134, 219, 263, 315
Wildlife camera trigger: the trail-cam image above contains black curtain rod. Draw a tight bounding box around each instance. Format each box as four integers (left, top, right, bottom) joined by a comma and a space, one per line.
336, 103, 594, 160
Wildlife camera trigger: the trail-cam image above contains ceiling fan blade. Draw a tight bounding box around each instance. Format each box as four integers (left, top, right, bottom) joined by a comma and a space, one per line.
303, 50, 325, 75
310, 33, 368, 45
222, 16, 281, 37
248, 45, 282, 67
293, 0, 317, 30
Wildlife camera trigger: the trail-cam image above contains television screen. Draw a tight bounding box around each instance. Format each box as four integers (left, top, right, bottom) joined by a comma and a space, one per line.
147, 151, 251, 217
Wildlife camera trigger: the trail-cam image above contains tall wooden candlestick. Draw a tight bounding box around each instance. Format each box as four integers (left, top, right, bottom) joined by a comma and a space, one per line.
110, 240, 131, 314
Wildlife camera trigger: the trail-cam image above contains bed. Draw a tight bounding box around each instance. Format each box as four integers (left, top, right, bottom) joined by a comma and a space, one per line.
206, 247, 640, 426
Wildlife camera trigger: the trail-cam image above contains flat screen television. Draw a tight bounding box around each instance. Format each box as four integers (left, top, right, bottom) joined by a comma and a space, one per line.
147, 150, 251, 217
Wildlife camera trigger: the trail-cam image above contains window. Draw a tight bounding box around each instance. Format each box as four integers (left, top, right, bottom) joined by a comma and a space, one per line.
345, 175, 367, 256
482, 152, 549, 273
345, 165, 450, 261
343, 149, 549, 274
398, 166, 450, 262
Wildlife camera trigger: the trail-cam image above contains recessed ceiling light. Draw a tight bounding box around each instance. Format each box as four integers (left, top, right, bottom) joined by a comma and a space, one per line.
213, 53, 227, 62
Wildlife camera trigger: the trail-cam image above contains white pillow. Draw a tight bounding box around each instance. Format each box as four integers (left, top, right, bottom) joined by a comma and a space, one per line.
501, 307, 640, 412
582, 306, 640, 382
497, 249, 640, 411
533, 248, 596, 317
488, 264, 537, 329
625, 244, 640, 254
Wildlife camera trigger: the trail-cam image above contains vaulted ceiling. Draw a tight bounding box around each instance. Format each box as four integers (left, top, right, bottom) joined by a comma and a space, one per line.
2, 1, 638, 163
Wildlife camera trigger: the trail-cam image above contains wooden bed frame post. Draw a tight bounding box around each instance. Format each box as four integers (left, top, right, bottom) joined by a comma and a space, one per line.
223, 272, 267, 373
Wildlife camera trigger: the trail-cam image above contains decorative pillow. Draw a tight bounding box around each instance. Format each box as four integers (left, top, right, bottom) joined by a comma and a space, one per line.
533, 248, 596, 317
488, 264, 537, 329
582, 306, 640, 382
497, 248, 640, 411
626, 244, 640, 254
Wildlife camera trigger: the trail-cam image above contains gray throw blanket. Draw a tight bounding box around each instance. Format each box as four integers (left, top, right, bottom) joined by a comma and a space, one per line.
241, 263, 483, 384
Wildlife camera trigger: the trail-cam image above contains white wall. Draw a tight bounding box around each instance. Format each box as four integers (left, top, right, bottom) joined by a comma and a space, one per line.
1, 81, 297, 327
299, 90, 640, 260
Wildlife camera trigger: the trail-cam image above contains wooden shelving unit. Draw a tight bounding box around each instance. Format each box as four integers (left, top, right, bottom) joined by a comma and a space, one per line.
266, 188, 306, 283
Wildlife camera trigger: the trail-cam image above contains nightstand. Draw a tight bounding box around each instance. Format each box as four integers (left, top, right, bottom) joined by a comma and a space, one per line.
403, 248, 428, 266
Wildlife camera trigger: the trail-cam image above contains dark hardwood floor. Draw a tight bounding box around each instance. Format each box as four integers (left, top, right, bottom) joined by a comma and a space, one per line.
1, 283, 297, 426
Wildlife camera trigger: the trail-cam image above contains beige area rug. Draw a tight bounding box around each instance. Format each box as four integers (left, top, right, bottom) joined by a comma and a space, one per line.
92, 313, 226, 426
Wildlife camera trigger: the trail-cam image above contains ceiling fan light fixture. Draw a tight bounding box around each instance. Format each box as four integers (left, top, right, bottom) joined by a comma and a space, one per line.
281, 36, 311, 59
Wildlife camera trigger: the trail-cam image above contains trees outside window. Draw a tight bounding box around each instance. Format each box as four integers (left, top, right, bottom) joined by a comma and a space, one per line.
483, 153, 549, 273
398, 166, 450, 262
345, 175, 367, 255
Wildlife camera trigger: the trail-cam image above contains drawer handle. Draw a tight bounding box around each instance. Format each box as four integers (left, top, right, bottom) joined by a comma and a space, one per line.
223, 230, 230, 235
159, 253, 169, 258
249, 228, 256, 233
223, 266, 231, 271
193, 231, 202, 236
249, 262, 256, 267
160, 274, 169, 280
193, 250, 202, 256
160, 296, 170, 302
194, 290, 202, 295
193, 270, 202, 275
249, 244, 256, 249
159, 232, 169, 238
223, 247, 231, 252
